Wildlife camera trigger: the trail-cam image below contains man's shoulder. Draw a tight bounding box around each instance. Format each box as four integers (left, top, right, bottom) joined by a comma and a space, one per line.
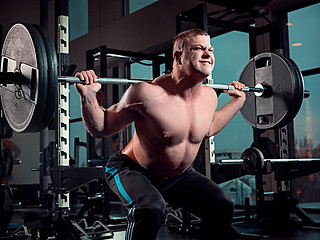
131, 79, 163, 93
136, 75, 169, 91
126, 77, 167, 102
202, 84, 217, 96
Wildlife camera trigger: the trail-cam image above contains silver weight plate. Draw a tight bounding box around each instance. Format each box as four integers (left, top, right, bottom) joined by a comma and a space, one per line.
0, 23, 48, 132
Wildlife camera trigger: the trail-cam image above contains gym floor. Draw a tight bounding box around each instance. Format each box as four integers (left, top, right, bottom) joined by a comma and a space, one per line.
108, 216, 320, 240
95, 222, 320, 240
8, 203, 320, 240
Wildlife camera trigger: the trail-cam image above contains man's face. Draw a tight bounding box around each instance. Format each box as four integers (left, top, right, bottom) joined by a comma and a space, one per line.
181, 35, 215, 77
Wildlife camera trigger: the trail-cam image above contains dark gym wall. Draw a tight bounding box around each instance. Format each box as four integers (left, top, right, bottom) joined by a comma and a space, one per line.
0, 0, 40, 33
0, 0, 56, 43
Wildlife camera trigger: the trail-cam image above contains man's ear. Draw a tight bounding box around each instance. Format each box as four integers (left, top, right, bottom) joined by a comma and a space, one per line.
173, 51, 182, 64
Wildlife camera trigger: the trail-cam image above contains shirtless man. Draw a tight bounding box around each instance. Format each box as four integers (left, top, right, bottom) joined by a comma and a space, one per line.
75, 29, 246, 240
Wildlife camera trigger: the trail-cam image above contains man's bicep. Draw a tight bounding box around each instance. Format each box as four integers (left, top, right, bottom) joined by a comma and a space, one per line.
102, 84, 145, 136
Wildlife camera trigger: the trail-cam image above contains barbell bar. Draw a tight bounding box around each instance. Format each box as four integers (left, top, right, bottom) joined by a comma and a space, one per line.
58, 76, 266, 93
1, 72, 308, 99
219, 158, 320, 164
58, 76, 144, 85
1, 73, 310, 99
217, 147, 320, 174
0, 72, 269, 93
60, 77, 309, 99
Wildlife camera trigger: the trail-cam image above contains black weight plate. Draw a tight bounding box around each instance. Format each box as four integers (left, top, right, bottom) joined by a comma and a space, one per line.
241, 147, 265, 173
0, 184, 14, 232
0, 156, 3, 178
0, 118, 14, 139
239, 52, 299, 129
0, 23, 48, 132
251, 137, 279, 159
0, 118, 5, 139
33, 25, 58, 130
276, 54, 304, 127
2, 148, 13, 177
3, 119, 13, 139
22, 24, 49, 132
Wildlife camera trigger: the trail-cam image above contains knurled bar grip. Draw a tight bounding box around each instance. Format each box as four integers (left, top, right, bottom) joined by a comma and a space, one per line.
205, 84, 264, 92
58, 76, 143, 85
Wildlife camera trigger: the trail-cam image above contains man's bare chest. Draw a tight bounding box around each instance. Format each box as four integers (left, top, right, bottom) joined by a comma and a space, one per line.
138, 96, 214, 144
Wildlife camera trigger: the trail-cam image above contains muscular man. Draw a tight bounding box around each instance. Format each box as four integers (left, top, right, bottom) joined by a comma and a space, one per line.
75, 29, 246, 240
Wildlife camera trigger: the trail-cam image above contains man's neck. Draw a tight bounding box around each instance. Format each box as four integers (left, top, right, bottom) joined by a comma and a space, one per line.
170, 71, 206, 99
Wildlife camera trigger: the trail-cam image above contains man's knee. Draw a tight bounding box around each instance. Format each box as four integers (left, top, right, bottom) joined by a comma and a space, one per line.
127, 199, 166, 239
139, 198, 166, 219
221, 193, 234, 214
130, 192, 166, 219
205, 191, 234, 217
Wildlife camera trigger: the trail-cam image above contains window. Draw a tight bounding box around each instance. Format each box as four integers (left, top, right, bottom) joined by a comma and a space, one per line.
294, 74, 320, 158
288, 3, 320, 203
288, 3, 320, 156
130, 60, 154, 80
211, 31, 255, 206
288, 3, 320, 70
69, 0, 88, 41
211, 31, 253, 154
127, 0, 158, 15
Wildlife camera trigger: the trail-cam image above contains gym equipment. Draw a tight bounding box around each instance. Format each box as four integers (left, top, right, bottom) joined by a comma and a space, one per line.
0, 23, 57, 133
218, 147, 320, 174
0, 118, 13, 139
0, 184, 14, 233
1, 148, 14, 177
0, 23, 309, 133
239, 52, 307, 129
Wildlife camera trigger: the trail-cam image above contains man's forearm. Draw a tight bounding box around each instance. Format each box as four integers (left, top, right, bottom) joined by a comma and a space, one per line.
81, 95, 106, 138
211, 97, 245, 135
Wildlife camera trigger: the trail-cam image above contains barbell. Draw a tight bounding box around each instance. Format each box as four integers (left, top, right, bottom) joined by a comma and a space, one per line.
0, 23, 309, 133
218, 147, 320, 174
58, 76, 265, 93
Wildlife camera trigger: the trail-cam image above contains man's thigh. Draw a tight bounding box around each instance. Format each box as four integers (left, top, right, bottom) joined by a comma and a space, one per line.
160, 167, 231, 215
106, 152, 165, 209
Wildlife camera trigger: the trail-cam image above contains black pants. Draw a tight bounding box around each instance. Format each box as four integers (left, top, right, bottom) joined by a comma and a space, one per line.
106, 151, 234, 240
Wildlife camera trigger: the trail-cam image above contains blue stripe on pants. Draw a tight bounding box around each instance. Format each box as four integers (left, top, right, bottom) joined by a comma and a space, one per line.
106, 166, 135, 207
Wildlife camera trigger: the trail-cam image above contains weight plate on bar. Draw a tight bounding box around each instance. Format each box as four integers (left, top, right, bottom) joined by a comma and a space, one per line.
239, 52, 304, 129
0, 23, 48, 132
277, 54, 304, 128
34, 25, 58, 129
251, 137, 279, 159
2, 148, 14, 177
241, 147, 265, 173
